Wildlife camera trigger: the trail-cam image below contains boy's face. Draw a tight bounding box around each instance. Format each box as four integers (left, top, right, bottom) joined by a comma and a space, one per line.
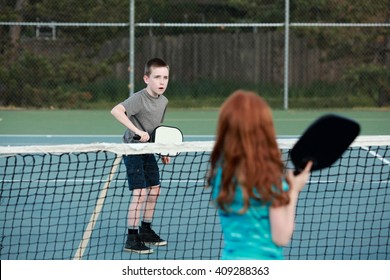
144, 66, 169, 97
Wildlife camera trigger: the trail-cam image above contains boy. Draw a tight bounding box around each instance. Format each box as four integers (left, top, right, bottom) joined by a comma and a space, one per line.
111, 58, 170, 254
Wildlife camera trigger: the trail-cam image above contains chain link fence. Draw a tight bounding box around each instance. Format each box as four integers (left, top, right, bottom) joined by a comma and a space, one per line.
0, 0, 389, 109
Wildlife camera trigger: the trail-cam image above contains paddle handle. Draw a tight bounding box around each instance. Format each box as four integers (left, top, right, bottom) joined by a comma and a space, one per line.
133, 134, 152, 143
293, 169, 301, 176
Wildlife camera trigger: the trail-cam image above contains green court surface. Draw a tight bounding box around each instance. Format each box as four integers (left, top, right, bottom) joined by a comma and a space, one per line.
0, 108, 389, 136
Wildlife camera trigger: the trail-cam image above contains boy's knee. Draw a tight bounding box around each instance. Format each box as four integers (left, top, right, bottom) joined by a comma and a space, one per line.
149, 185, 161, 196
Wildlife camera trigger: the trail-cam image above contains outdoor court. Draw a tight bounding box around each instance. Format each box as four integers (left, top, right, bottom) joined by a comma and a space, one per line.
0, 108, 389, 144
0, 109, 389, 260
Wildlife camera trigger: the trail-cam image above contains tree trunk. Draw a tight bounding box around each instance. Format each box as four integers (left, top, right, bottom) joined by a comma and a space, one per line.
9, 0, 28, 61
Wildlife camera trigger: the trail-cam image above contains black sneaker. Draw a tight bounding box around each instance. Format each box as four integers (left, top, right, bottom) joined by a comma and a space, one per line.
139, 227, 167, 246
124, 233, 154, 254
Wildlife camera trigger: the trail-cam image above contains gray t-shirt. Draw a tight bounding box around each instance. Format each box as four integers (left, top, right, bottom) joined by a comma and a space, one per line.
121, 88, 168, 143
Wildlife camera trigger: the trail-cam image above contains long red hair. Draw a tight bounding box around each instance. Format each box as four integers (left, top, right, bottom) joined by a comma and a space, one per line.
208, 90, 288, 212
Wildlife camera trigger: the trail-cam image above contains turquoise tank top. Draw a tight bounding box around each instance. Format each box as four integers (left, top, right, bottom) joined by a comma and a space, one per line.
211, 167, 288, 260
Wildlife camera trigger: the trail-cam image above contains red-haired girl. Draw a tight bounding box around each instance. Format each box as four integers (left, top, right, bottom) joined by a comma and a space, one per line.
207, 90, 312, 259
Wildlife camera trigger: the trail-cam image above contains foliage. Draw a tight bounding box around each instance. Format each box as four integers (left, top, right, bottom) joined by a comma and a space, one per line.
226, 0, 285, 22
0, 0, 389, 108
0, 51, 111, 108
343, 64, 390, 107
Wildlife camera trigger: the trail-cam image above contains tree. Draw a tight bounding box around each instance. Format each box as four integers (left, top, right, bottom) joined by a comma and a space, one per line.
227, 0, 390, 106
0, 0, 120, 108
0, 0, 28, 61
343, 64, 390, 107
226, 0, 388, 62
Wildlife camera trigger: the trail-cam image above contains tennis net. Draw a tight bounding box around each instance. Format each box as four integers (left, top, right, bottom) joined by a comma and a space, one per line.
0, 136, 389, 260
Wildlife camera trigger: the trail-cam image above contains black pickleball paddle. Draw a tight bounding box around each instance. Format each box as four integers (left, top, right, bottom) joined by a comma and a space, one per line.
290, 114, 360, 174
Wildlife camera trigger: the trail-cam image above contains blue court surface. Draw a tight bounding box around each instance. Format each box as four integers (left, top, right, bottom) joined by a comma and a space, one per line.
0, 135, 389, 260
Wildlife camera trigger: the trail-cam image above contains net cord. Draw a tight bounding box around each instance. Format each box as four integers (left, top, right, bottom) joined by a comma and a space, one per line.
0, 136, 389, 156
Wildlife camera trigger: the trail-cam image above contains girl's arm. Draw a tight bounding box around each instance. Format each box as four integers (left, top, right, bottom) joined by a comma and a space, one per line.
269, 161, 313, 246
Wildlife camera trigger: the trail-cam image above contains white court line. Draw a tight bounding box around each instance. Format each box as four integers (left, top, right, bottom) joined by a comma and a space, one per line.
0, 134, 213, 138
2, 179, 202, 183
361, 146, 390, 165
2, 178, 388, 185
0, 134, 120, 138
72, 156, 122, 260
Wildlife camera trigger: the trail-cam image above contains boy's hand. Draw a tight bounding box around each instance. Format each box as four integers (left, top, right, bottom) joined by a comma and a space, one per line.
161, 156, 170, 164
136, 131, 150, 142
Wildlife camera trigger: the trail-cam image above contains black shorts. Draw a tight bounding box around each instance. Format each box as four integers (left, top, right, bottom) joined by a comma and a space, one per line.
123, 154, 160, 190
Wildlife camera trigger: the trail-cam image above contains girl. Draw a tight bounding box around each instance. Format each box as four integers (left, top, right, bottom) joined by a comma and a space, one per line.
207, 90, 312, 260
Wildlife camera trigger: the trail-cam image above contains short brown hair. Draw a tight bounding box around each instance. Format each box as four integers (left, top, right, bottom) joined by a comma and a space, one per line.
144, 58, 169, 76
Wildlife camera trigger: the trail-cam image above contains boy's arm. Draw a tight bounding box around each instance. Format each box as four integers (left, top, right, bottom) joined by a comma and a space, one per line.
110, 104, 150, 142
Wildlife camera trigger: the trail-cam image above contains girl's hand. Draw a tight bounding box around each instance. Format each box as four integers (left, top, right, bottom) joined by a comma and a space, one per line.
286, 161, 313, 193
